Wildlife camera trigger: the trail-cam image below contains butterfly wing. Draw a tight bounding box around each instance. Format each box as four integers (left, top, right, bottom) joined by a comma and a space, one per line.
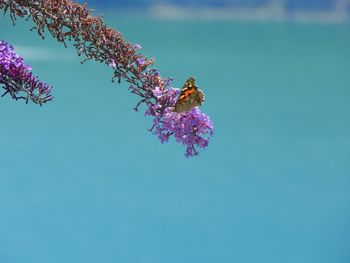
174, 77, 205, 113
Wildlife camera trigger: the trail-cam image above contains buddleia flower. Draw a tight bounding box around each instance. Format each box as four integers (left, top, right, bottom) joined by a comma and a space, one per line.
0, 40, 52, 105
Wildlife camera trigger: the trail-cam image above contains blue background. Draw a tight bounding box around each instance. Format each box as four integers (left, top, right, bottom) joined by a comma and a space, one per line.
82, 0, 347, 11
1, 2, 350, 263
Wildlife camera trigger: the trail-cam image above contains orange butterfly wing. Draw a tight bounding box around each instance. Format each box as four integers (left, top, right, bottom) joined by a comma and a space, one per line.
174, 77, 204, 113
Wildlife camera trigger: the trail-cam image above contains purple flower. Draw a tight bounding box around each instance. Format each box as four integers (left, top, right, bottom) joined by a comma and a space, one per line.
108, 58, 117, 69
136, 57, 145, 66
145, 83, 214, 157
133, 44, 142, 50
0, 40, 52, 105
152, 86, 163, 98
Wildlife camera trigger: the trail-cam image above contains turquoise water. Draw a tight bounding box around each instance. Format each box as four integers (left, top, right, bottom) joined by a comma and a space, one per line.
1, 15, 350, 263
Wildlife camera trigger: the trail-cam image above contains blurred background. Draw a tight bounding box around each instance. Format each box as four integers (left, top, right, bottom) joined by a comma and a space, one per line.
0, 1, 349, 263
88, 0, 350, 23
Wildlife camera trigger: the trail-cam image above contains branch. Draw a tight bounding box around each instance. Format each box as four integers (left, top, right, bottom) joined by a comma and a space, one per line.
0, 0, 214, 157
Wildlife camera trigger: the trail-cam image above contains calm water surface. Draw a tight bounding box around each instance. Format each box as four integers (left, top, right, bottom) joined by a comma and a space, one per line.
0, 15, 350, 263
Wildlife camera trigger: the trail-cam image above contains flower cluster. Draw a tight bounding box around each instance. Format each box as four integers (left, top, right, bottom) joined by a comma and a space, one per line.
0, 0, 213, 157
128, 66, 213, 157
0, 40, 52, 105
148, 87, 214, 157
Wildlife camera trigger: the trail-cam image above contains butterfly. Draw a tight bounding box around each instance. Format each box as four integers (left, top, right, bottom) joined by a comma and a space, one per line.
174, 77, 205, 113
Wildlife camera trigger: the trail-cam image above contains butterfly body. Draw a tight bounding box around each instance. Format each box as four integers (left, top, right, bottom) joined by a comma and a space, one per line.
174, 77, 205, 113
